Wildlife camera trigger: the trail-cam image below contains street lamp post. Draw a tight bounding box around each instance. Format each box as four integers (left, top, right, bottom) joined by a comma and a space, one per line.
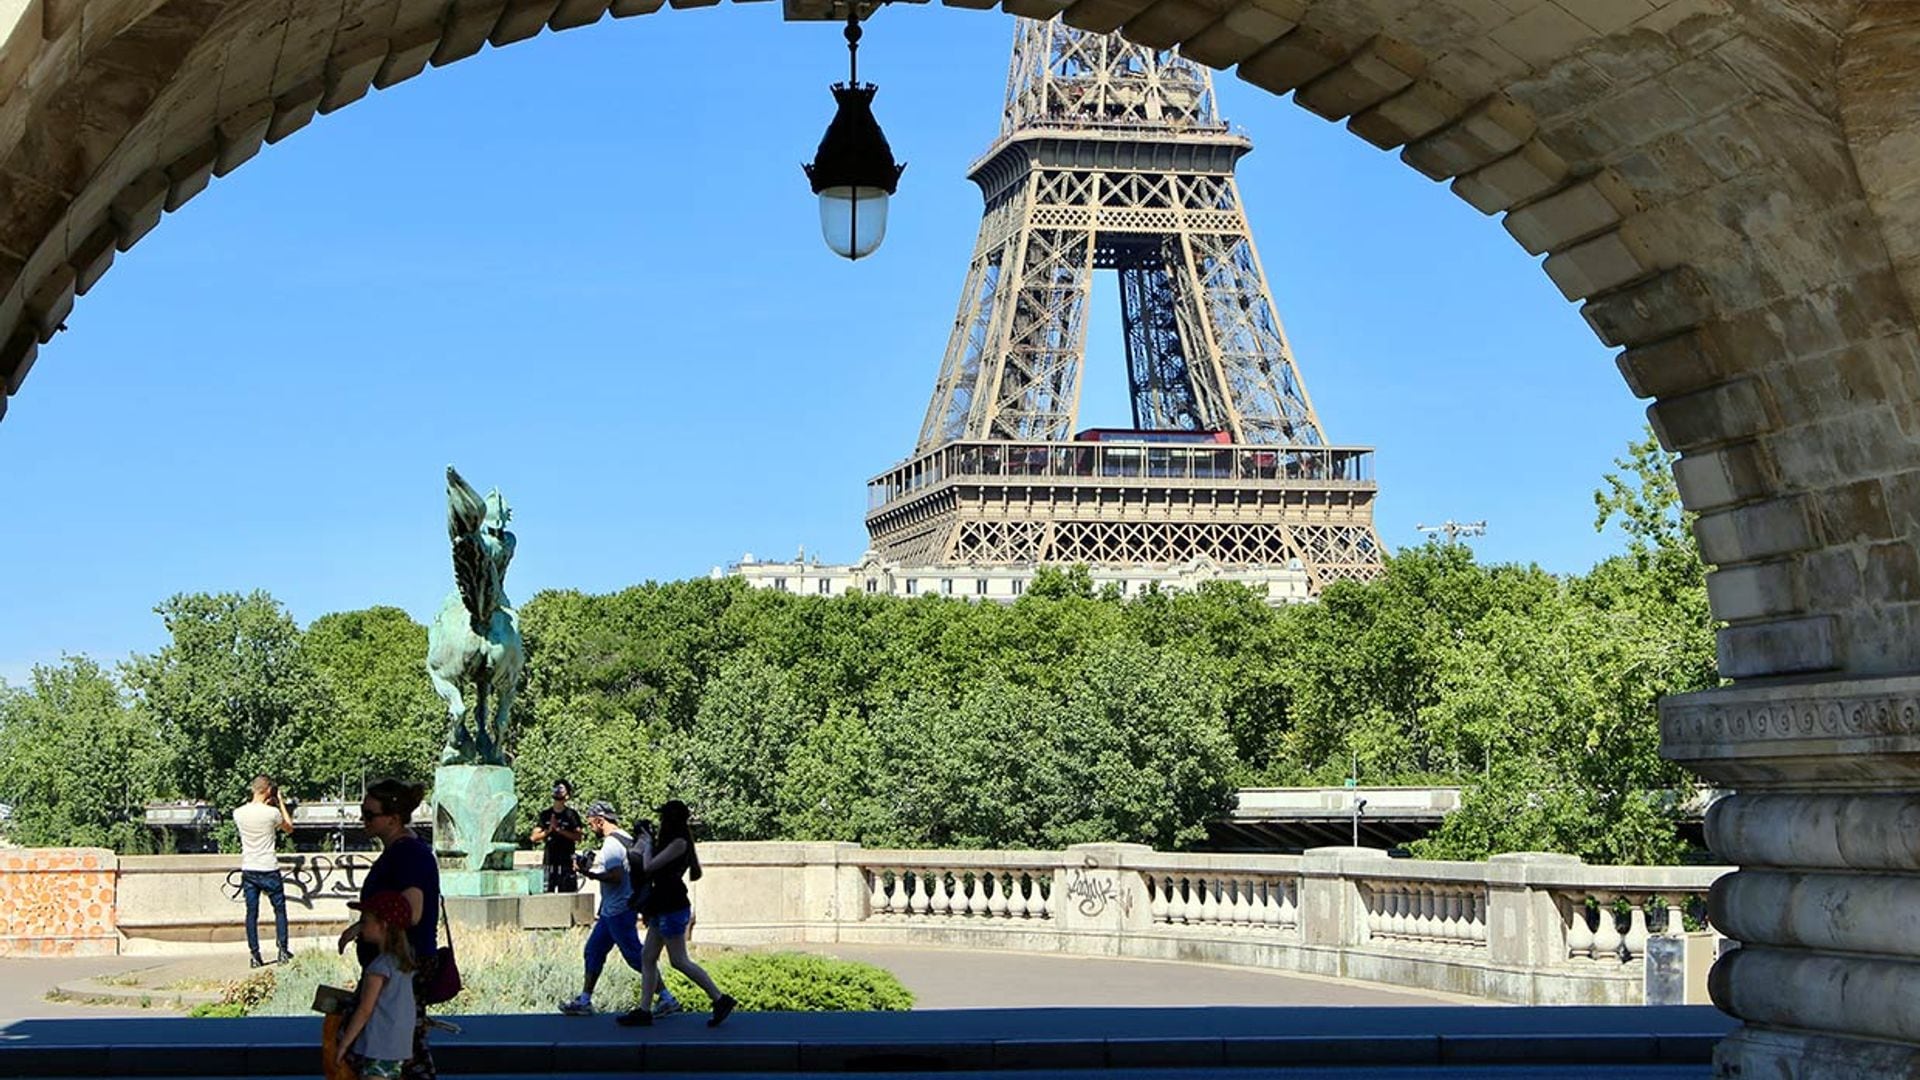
803, 10, 906, 261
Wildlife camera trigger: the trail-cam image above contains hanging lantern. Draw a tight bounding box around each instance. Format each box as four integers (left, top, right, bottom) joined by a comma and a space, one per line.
803, 15, 905, 261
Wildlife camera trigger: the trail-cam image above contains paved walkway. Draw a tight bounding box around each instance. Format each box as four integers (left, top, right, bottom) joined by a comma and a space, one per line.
0, 943, 1470, 1023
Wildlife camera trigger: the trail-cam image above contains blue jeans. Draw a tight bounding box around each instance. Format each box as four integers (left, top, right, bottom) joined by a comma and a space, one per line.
583, 909, 644, 977
241, 869, 288, 956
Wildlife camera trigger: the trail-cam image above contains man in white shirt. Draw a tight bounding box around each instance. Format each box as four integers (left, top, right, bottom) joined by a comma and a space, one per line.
233, 774, 294, 968
558, 801, 679, 1017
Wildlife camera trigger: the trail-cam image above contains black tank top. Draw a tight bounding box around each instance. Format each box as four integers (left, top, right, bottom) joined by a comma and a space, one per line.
641, 841, 692, 917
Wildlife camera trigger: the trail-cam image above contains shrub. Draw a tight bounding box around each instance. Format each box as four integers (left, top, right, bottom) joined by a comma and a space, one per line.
189, 1002, 248, 1018
251, 927, 910, 1016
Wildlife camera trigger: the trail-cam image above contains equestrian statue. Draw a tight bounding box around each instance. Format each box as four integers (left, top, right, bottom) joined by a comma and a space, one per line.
427, 466, 525, 767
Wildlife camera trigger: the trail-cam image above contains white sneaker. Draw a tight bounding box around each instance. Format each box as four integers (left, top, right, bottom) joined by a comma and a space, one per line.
559, 993, 594, 1016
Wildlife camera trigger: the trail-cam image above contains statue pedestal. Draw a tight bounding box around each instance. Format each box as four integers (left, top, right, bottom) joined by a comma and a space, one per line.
441, 869, 541, 897
432, 765, 522, 877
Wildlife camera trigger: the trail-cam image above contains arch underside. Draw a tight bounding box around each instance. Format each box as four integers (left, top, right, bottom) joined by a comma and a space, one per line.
2, 0, 1920, 689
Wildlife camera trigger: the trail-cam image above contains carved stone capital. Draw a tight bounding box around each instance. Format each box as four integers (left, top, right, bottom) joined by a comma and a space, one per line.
1660, 675, 1920, 789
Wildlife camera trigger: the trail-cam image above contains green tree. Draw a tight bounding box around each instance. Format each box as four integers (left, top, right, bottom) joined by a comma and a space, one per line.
299, 607, 444, 793
0, 658, 169, 851
123, 592, 330, 803
676, 653, 809, 839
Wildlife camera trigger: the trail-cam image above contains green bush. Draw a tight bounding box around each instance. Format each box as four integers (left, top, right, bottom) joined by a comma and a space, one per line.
251, 928, 911, 1016
189, 1002, 249, 1018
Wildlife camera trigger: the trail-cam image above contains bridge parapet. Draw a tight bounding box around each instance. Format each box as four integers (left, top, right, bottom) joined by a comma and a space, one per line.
3, 842, 1730, 1005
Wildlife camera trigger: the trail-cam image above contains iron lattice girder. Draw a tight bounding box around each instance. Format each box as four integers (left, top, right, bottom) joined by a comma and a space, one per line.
895, 20, 1384, 593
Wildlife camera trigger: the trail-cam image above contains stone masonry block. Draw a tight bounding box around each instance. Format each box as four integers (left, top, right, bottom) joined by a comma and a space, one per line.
1544, 225, 1657, 299
1503, 171, 1638, 255
608, 0, 664, 15
1062, 0, 1155, 35
1002, 0, 1075, 19
1672, 441, 1773, 512
1693, 496, 1815, 565
27, 264, 73, 342
1866, 542, 1920, 605
433, 0, 510, 66
1815, 479, 1895, 545
1349, 80, 1465, 150
1706, 561, 1802, 621
1401, 95, 1535, 181
1179, 0, 1305, 69
1123, 0, 1233, 51
108, 169, 169, 251
320, 38, 391, 113
376, 24, 442, 88
1451, 139, 1570, 214
1714, 615, 1837, 678
0, 0, 43, 109
69, 221, 113, 295
1293, 36, 1422, 121
547, 0, 611, 30
214, 102, 272, 177
1488, 1, 1598, 68
1647, 375, 1774, 452
1882, 468, 1920, 541
1, 326, 35, 395
1616, 326, 1724, 399
163, 139, 217, 212
1581, 266, 1714, 348
490, 0, 562, 46
1801, 547, 1864, 610
266, 80, 324, 144
1236, 25, 1347, 96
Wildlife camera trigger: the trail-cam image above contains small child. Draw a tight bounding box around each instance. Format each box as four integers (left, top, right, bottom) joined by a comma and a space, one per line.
336, 891, 418, 1080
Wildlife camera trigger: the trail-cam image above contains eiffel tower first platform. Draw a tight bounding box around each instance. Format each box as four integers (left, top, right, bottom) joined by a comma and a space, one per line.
732, 21, 1384, 604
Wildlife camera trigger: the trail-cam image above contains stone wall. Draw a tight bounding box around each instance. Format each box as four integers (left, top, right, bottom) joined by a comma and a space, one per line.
0, 848, 118, 956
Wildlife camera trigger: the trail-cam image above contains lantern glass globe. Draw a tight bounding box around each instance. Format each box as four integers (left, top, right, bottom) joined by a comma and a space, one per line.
818, 185, 892, 260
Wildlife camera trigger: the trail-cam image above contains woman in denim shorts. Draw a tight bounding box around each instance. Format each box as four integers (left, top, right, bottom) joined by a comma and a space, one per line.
616, 800, 735, 1028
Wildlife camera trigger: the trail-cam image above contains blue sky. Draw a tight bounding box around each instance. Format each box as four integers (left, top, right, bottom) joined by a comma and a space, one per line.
0, 6, 1647, 683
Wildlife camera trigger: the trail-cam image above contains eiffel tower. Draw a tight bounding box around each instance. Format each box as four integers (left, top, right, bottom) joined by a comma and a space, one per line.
862, 20, 1383, 596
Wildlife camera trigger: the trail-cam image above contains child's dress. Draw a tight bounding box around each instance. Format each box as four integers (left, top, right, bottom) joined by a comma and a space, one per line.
350, 954, 417, 1078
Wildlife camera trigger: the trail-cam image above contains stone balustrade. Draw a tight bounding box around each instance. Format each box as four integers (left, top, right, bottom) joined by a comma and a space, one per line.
0, 841, 1729, 1004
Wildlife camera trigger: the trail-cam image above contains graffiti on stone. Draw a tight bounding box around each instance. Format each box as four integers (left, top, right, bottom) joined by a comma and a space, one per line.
224, 854, 374, 909
1065, 866, 1131, 919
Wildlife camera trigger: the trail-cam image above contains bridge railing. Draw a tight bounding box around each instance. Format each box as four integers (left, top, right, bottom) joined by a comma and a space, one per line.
5, 842, 1730, 1006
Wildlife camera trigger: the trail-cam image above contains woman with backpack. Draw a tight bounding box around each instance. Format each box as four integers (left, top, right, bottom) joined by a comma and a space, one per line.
616, 799, 734, 1028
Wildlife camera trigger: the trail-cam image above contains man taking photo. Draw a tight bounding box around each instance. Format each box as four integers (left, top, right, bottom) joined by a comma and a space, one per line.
233, 775, 295, 968
530, 779, 584, 894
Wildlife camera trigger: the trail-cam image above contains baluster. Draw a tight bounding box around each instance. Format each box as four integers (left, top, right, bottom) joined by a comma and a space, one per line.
960, 872, 980, 917
1658, 897, 1679, 936
1472, 891, 1489, 946
1446, 889, 1465, 944
1175, 878, 1195, 924
934, 871, 955, 916
1623, 896, 1650, 962
1566, 894, 1595, 961
988, 873, 1010, 918
1149, 875, 1169, 923
1277, 880, 1298, 931
1010, 874, 1030, 919
1228, 879, 1249, 927
1380, 887, 1399, 939
1591, 891, 1624, 962
1258, 878, 1279, 928
868, 870, 889, 918
1036, 876, 1052, 919
1199, 877, 1220, 924
909, 872, 930, 916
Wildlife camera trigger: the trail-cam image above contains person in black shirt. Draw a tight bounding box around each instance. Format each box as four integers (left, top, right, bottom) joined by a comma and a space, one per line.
531, 779, 585, 893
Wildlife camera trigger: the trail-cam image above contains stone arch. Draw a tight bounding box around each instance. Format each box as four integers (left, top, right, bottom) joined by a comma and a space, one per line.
7, 3, 1920, 1070
3, 1, 1916, 690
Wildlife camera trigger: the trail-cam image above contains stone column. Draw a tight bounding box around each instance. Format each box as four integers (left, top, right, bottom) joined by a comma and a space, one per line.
1057, 843, 1154, 952
1484, 852, 1580, 974
1662, 676, 1920, 1078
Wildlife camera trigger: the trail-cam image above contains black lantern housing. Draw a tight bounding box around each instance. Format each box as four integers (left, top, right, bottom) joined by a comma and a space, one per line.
803, 16, 905, 260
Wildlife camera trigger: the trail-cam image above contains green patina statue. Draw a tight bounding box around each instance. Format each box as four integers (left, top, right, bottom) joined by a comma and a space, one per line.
429, 466, 534, 886
427, 465, 525, 767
